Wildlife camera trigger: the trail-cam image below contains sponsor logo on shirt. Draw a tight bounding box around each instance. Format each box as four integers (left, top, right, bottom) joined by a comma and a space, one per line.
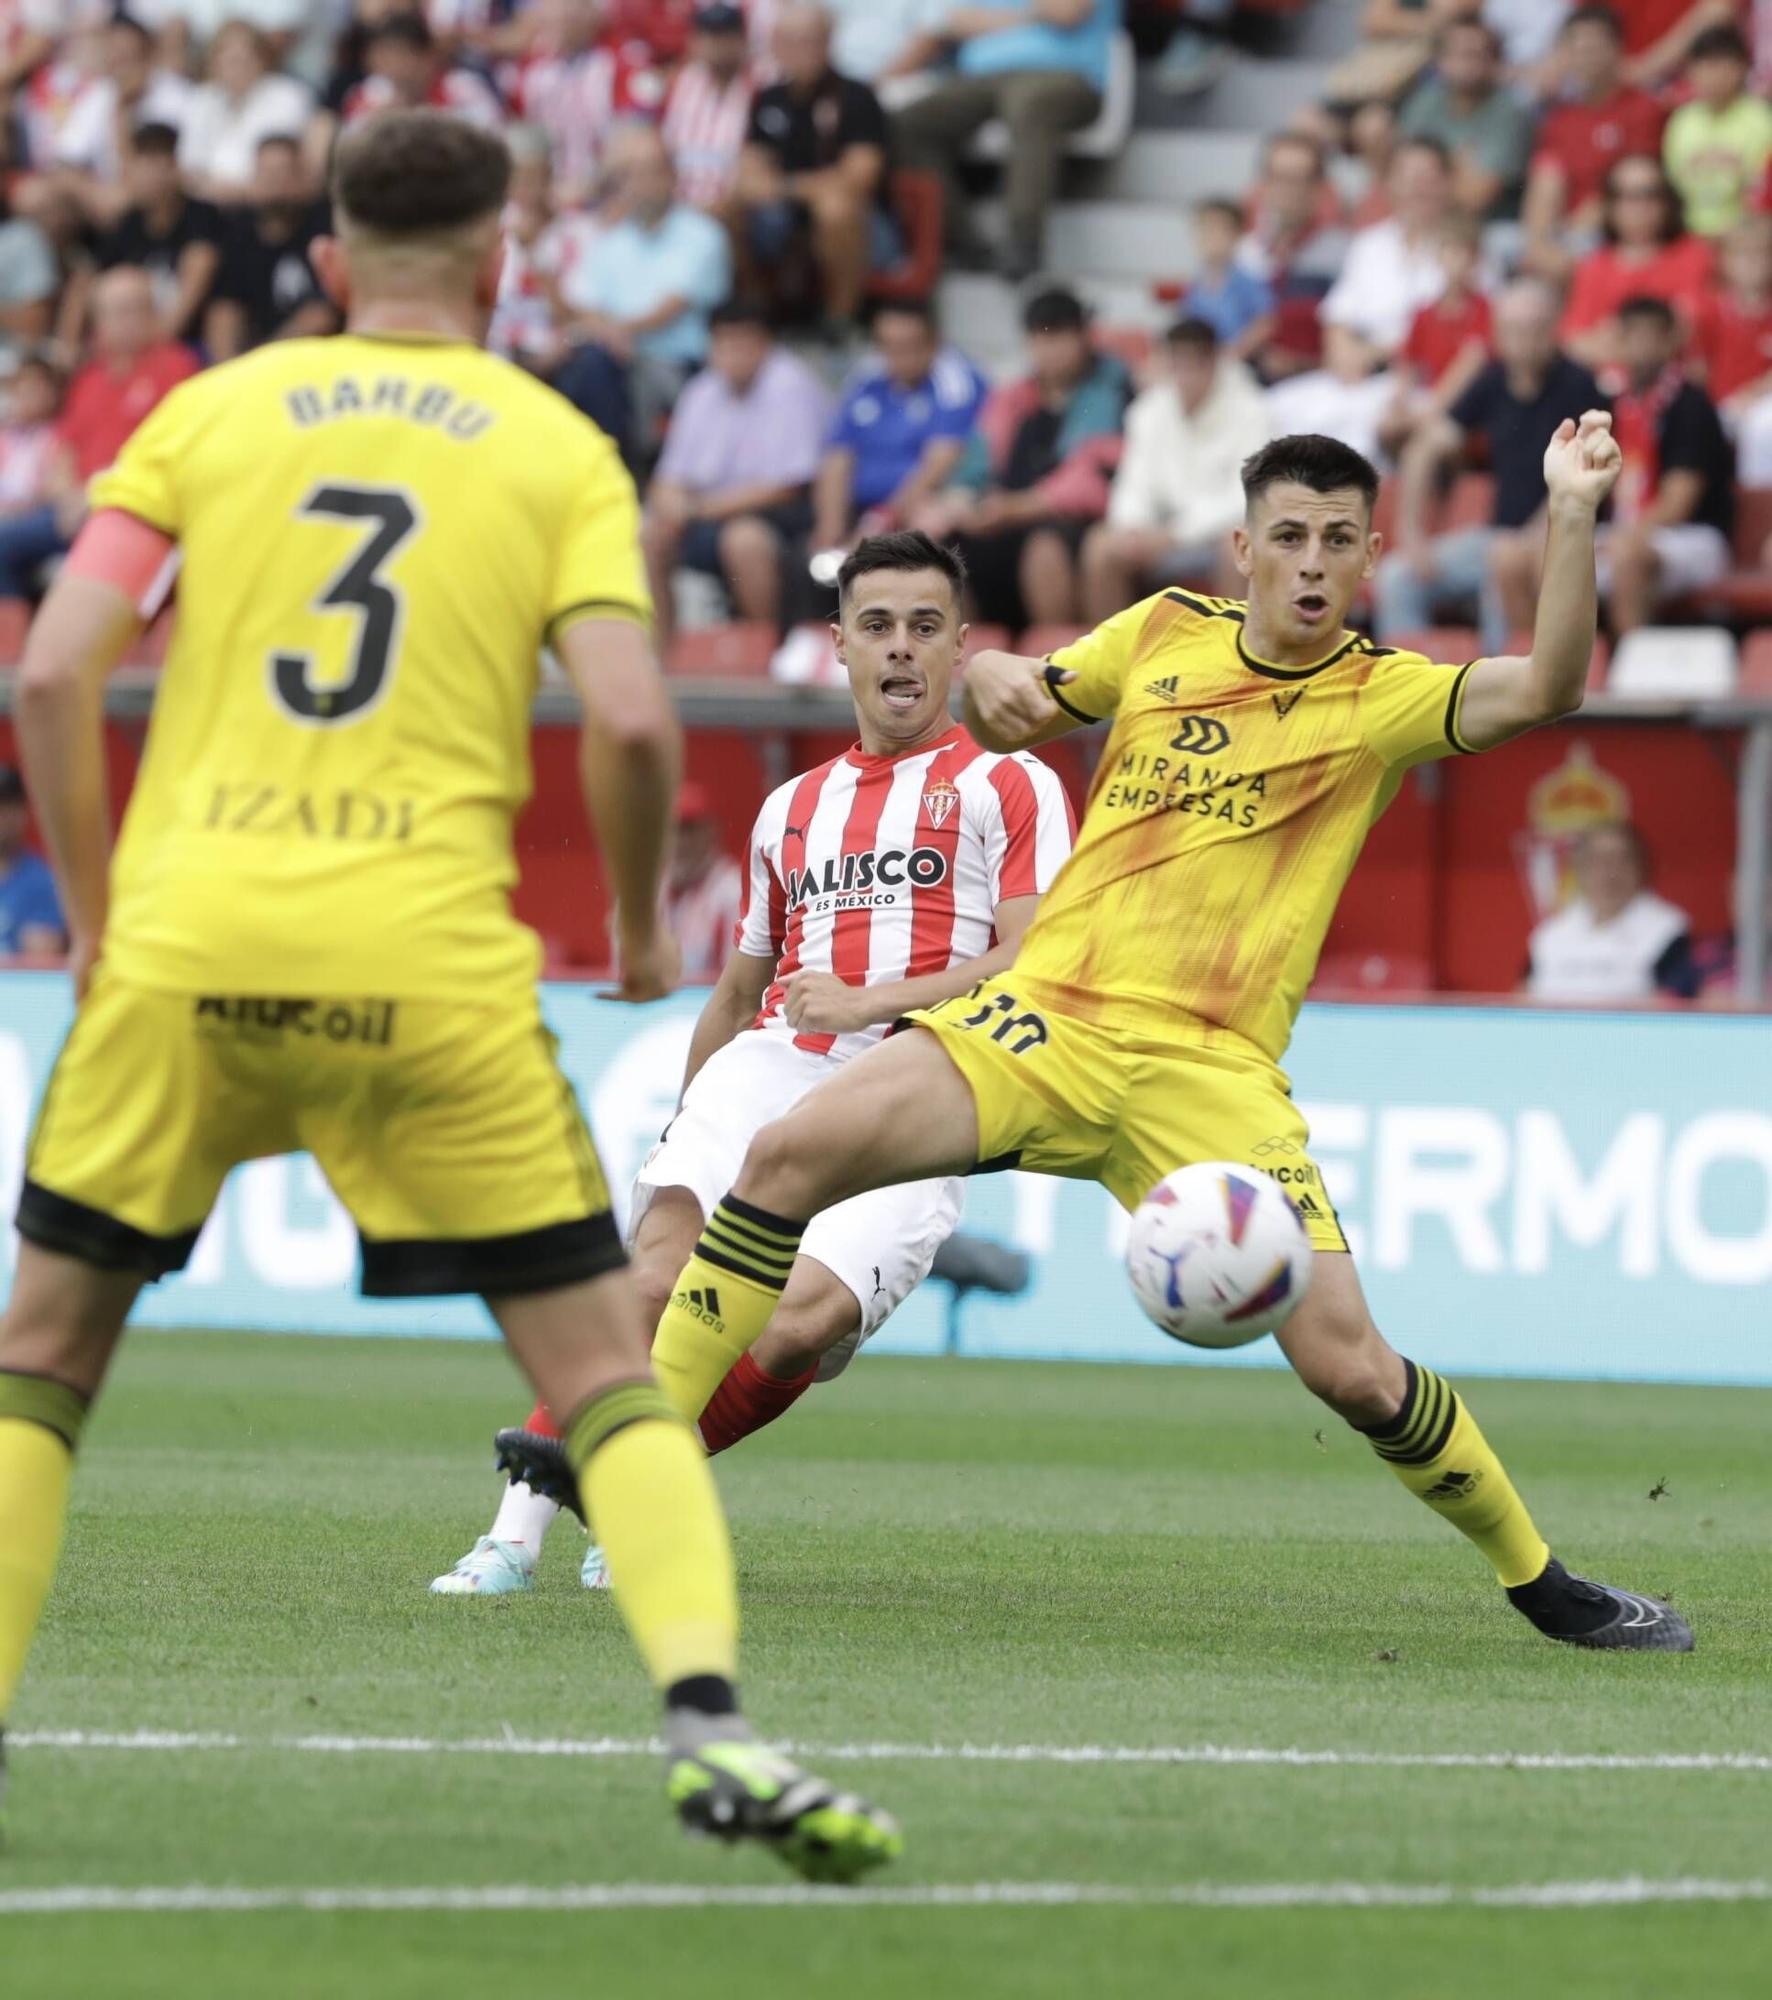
785, 846, 949, 909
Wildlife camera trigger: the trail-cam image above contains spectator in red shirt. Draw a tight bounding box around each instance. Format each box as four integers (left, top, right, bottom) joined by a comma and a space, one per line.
1379, 209, 1494, 456
1561, 153, 1714, 368
1695, 211, 1772, 479
0, 264, 195, 604
1523, 5, 1667, 275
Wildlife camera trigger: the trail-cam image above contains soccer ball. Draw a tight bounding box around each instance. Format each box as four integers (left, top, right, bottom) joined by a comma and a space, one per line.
1125, 1163, 1313, 1349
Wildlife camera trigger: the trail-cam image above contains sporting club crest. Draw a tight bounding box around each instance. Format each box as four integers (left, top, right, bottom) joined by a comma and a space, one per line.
922, 778, 960, 829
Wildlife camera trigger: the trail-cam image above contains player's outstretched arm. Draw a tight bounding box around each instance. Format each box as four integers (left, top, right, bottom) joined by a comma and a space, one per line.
15, 569, 148, 997
961, 650, 1086, 752
557, 616, 683, 1003
1456, 410, 1622, 753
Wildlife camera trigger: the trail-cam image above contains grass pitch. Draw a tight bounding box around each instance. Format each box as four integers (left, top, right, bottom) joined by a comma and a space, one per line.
3, 1331, 1769, 1999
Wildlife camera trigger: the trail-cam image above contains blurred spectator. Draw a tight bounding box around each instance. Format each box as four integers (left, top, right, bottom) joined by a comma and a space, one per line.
1495, 296, 1732, 635
1522, 6, 1665, 272
1318, 0, 1461, 113
0, 190, 57, 373
1263, 322, 1397, 463
0, 765, 65, 959
892, 0, 1118, 282
177, 20, 315, 206
1343, 98, 1400, 227
661, 3, 756, 211
554, 122, 731, 455
1234, 131, 1349, 382
736, 5, 889, 325
1182, 198, 1275, 364
1378, 208, 1494, 456
912, 285, 1129, 627
1483, 0, 1572, 86
1377, 276, 1601, 651
662, 781, 743, 981
0, 5, 58, 103
203, 134, 337, 359
341, 13, 505, 132
0, 267, 195, 604
810, 297, 987, 550
1079, 317, 1268, 622
643, 299, 831, 648
510, 0, 644, 209
1612, 0, 1736, 94
91, 122, 226, 347
1526, 822, 1690, 1003
152, 4, 309, 76
487, 123, 600, 372
0, 354, 63, 524
1320, 136, 1460, 364
1662, 25, 1772, 240
1396, 16, 1534, 221
1560, 154, 1712, 370
54, 12, 196, 220
1694, 213, 1772, 481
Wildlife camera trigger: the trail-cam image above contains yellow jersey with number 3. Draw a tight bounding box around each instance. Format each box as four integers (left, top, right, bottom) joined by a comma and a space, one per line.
1014, 589, 1474, 1061
88, 331, 649, 1000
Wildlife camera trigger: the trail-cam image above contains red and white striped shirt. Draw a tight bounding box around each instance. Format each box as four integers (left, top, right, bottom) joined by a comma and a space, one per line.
341, 67, 507, 131
514, 47, 659, 197
661, 61, 754, 209
736, 726, 1074, 1061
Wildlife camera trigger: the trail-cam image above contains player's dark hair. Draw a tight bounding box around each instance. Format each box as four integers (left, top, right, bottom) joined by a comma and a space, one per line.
332, 108, 511, 238
836, 530, 967, 610
1240, 434, 1381, 515
1689, 22, 1750, 65
129, 122, 181, 160
1616, 292, 1678, 333
1166, 315, 1219, 356
1562, 3, 1623, 42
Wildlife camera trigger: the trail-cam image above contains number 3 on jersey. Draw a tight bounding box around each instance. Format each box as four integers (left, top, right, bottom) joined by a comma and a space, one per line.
270, 483, 419, 725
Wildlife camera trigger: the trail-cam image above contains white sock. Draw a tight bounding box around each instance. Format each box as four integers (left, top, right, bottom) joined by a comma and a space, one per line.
488, 1479, 558, 1554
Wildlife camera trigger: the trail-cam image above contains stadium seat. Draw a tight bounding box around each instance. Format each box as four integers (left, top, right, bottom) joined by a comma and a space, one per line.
666, 624, 776, 678
1739, 628, 1772, 696
1442, 473, 1495, 533
968, 31, 1135, 164
0, 599, 28, 668
1094, 323, 1155, 377
1608, 626, 1738, 700
865, 169, 944, 305
1702, 487, 1772, 620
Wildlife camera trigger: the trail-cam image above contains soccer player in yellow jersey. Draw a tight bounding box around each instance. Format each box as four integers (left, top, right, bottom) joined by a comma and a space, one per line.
631, 422, 1694, 1653
0, 109, 900, 1876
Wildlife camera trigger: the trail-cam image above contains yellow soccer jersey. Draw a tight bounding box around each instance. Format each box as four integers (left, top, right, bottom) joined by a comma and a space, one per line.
90, 332, 649, 999
1015, 588, 1474, 1060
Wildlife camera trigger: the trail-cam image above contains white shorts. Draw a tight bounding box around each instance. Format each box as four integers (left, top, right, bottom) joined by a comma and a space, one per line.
1594, 522, 1731, 600
630, 1030, 965, 1380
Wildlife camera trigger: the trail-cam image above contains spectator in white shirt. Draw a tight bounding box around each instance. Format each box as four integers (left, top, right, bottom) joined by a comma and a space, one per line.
178, 20, 314, 203
1526, 822, 1692, 1003
1262, 322, 1400, 464
54, 12, 196, 221
1320, 134, 1462, 363
1079, 317, 1271, 621
148, 0, 308, 74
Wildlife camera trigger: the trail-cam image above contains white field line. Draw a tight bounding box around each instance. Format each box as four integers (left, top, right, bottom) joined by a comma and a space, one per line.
0, 1877, 1769, 1917
11, 1729, 1772, 1774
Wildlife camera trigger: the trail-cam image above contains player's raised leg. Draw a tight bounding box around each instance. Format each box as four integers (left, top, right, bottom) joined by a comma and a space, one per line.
0, 1247, 142, 1806
1276, 1254, 1693, 1650
649, 1027, 981, 1425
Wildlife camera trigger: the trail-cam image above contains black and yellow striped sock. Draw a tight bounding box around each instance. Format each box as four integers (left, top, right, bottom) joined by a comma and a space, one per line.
565, 1378, 739, 1693
0, 1370, 90, 1721
649, 1195, 806, 1426
1358, 1360, 1550, 1589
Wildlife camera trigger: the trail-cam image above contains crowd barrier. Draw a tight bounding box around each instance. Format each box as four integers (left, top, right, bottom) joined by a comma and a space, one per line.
0, 973, 1766, 1386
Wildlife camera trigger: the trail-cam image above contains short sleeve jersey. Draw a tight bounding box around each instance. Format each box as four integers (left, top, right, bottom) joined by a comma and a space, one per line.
90, 331, 649, 1000
1018, 589, 1473, 1060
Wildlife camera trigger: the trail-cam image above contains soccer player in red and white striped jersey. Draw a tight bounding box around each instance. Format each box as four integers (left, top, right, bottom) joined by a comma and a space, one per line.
433, 530, 1074, 1595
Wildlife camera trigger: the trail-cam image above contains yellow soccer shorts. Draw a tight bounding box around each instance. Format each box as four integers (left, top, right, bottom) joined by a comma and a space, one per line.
20, 972, 622, 1296
910, 975, 1348, 1251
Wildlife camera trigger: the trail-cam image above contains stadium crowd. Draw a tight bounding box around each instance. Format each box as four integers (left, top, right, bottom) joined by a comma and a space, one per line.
0, 1, 1767, 990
